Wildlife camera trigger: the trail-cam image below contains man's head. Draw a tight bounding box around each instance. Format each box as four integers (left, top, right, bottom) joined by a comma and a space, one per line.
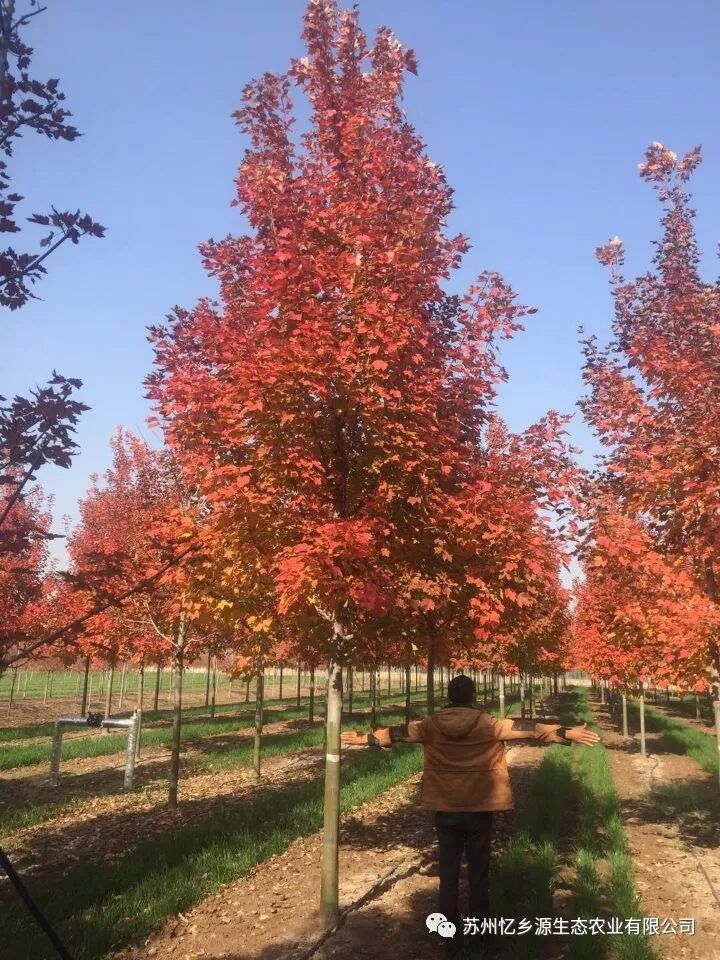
447, 674, 476, 707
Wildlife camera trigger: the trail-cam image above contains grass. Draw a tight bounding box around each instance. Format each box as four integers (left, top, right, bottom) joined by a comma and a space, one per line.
489, 689, 653, 960
0, 708, 302, 771
0, 742, 425, 960
0, 687, 429, 770
0, 665, 241, 705
490, 694, 577, 959
0, 666, 423, 709
626, 699, 718, 778
0, 693, 524, 958
567, 688, 653, 960
0, 700, 431, 837
646, 690, 713, 724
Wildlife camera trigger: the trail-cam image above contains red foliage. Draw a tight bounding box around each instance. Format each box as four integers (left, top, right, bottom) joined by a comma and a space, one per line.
147, 0, 573, 678
580, 142, 720, 694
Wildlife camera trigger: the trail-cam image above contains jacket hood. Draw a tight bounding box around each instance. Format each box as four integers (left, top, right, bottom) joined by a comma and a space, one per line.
430, 706, 484, 740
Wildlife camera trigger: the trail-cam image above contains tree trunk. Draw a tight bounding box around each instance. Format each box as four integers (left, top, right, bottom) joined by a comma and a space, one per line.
104, 653, 116, 728
348, 665, 353, 717
520, 677, 526, 718
138, 661, 145, 710
600, 680, 606, 705
6, 668, 17, 716
387, 664, 391, 697
118, 660, 128, 711
370, 668, 377, 728
309, 666, 315, 722
439, 663, 444, 699
296, 661, 302, 707
695, 692, 701, 721
245, 677, 250, 702
426, 645, 436, 715
168, 616, 187, 808
42, 669, 50, 706
319, 657, 343, 928
638, 683, 647, 758
713, 697, 720, 794
253, 666, 264, 781
498, 672, 506, 718
80, 656, 91, 716
205, 649, 212, 707
279, 662, 284, 701
707, 639, 720, 792
154, 664, 161, 711
210, 656, 218, 719
622, 692, 629, 737
405, 664, 411, 724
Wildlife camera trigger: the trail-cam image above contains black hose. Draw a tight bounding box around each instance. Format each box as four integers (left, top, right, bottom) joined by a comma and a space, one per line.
0, 845, 75, 960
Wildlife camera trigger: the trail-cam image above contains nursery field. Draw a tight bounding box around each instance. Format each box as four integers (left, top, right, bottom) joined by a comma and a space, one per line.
4, 0, 720, 959
2, 683, 719, 960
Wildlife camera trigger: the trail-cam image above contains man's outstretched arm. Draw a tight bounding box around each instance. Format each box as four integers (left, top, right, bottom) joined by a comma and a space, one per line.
341, 719, 426, 750
495, 718, 601, 746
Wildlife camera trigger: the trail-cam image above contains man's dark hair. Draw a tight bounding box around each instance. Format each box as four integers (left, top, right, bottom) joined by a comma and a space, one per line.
447, 674, 475, 706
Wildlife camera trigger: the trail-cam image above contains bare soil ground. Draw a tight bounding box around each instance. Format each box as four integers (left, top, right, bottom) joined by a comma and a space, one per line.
591, 699, 720, 960
4, 747, 327, 880
638, 697, 716, 737
106, 701, 720, 960
109, 743, 544, 960
0, 701, 416, 874
0, 711, 317, 792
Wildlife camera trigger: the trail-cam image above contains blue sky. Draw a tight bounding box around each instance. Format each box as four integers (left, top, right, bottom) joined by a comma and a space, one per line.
6, 0, 720, 563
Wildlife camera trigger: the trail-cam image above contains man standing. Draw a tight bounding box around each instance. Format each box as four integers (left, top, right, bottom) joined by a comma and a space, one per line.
341, 674, 600, 956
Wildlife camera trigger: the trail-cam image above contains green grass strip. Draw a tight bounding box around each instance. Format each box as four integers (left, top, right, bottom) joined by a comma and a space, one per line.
0, 705, 425, 836
0, 742, 424, 960
0, 688, 428, 769
626, 699, 718, 778
490, 694, 576, 960
0, 683, 429, 742
567, 688, 653, 960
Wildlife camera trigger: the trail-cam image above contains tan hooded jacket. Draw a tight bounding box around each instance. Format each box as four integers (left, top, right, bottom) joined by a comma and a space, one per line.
371, 706, 566, 812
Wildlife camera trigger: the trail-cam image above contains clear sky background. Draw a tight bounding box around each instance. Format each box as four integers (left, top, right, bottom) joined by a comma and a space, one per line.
5, 0, 720, 564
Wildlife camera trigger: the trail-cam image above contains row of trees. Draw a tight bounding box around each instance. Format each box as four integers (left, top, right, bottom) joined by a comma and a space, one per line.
572, 143, 720, 778
6, 0, 719, 929
1, 0, 575, 926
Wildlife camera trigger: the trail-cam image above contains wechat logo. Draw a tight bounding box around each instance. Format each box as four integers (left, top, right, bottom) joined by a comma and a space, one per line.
426, 912, 457, 939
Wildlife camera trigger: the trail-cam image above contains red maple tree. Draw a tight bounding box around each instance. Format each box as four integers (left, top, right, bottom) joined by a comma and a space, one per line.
580, 142, 720, 750
147, 0, 574, 921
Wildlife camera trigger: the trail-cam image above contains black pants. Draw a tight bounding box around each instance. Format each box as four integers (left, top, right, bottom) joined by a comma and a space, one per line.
435, 811, 493, 934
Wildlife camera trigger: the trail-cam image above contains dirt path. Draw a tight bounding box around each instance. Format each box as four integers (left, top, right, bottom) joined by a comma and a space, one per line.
591, 699, 720, 960
0, 712, 316, 791
0, 701, 426, 876
109, 742, 544, 960
0, 697, 415, 813
2, 747, 327, 881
